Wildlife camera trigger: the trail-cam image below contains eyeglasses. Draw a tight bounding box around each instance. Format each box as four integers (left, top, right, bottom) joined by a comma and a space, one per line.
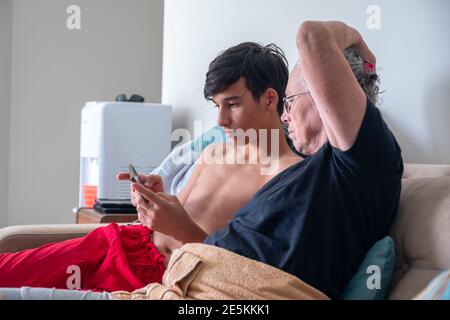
283, 91, 309, 114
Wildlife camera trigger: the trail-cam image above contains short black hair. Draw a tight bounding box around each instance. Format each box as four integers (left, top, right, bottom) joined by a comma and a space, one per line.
204, 42, 289, 116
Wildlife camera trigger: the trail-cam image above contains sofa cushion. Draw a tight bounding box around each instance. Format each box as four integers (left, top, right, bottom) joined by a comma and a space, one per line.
342, 236, 395, 300
402, 164, 450, 179
388, 166, 450, 299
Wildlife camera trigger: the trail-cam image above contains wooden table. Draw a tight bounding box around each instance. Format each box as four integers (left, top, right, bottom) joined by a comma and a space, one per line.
75, 208, 138, 224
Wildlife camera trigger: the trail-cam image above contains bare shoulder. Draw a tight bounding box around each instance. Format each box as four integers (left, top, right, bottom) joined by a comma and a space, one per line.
177, 144, 225, 203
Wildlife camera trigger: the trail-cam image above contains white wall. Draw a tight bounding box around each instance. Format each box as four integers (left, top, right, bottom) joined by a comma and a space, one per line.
0, 0, 13, 227
162, 0, 450, 164
6, 0, 164, 226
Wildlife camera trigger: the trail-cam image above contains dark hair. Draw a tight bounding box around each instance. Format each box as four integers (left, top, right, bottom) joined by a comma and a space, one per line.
204, 42, 289, 116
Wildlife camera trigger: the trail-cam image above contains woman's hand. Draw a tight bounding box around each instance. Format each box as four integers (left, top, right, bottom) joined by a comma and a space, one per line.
132, 183, 208, 243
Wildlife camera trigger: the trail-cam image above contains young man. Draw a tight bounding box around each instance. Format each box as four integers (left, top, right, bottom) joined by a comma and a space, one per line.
120, 42, 300, 264
0, 42, 299, 293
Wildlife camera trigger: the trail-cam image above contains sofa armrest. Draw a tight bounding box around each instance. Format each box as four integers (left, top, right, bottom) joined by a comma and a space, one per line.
0, 224, 102, 254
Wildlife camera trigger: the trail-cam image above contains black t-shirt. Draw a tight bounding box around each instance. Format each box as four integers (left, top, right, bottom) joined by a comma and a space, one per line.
204, 99, 404, 299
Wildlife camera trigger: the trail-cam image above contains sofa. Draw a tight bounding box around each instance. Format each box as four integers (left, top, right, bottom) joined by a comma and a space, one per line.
388, 163, 450, 299
0, 163, 449, 300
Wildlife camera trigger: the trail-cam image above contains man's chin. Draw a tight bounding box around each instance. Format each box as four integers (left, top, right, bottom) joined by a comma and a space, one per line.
225, 129, 249, 143
229, 136, 251, 146
224, 130, 236, 138
295, 142, 310, 155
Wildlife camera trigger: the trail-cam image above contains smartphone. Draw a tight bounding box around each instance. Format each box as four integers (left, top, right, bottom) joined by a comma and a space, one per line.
128, 163, 146, 204
128, 164, 144, 224
128, 164, 143, 185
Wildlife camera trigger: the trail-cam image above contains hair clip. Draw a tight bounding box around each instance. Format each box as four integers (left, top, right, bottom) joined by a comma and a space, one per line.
363, 61, 375, 72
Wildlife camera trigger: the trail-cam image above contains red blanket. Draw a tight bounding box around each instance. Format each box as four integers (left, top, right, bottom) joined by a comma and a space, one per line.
0, 223, 166, 292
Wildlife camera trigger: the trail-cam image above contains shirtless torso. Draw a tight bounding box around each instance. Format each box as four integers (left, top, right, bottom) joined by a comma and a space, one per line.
151, 142, 300, 266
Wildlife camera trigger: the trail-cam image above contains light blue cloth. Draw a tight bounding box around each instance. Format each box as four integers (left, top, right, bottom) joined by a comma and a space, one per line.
0, 287, 111, 300
415, 269, 450, 300
151, 126, 227, 195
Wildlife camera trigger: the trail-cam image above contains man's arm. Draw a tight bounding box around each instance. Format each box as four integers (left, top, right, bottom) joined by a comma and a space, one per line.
133, 182, 208, 243
133, 144, 219, 244
296, 21, 375, 151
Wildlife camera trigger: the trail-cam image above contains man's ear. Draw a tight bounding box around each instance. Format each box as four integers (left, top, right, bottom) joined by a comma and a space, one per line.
265, 88, 278, 111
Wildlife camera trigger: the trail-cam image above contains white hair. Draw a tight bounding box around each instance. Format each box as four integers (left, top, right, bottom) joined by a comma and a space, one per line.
294, 49, 381, 105
343, 48, 380, 105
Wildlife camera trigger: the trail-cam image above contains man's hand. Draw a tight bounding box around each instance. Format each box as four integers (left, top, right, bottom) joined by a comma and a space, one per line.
132, 183, 208, 243
116, 172, 164, 206
349, 35, 376, 70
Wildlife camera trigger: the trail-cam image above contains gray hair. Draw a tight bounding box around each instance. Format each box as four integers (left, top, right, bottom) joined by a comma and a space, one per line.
343, 48, 380, 105
294, 49, 381, 105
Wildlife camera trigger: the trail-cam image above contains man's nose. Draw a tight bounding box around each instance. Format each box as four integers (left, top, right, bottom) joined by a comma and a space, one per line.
281, 110, 290, 123
217, 107, 231, 127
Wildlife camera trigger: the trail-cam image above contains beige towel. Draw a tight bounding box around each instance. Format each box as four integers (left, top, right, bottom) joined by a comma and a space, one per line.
111, 243, 329, 300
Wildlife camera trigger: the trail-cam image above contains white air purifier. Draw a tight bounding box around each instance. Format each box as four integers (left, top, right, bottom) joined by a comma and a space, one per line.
78, 101, 172, 207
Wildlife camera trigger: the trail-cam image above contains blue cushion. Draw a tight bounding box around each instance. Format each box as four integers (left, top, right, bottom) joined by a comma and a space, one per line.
342, 236, 396, 300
